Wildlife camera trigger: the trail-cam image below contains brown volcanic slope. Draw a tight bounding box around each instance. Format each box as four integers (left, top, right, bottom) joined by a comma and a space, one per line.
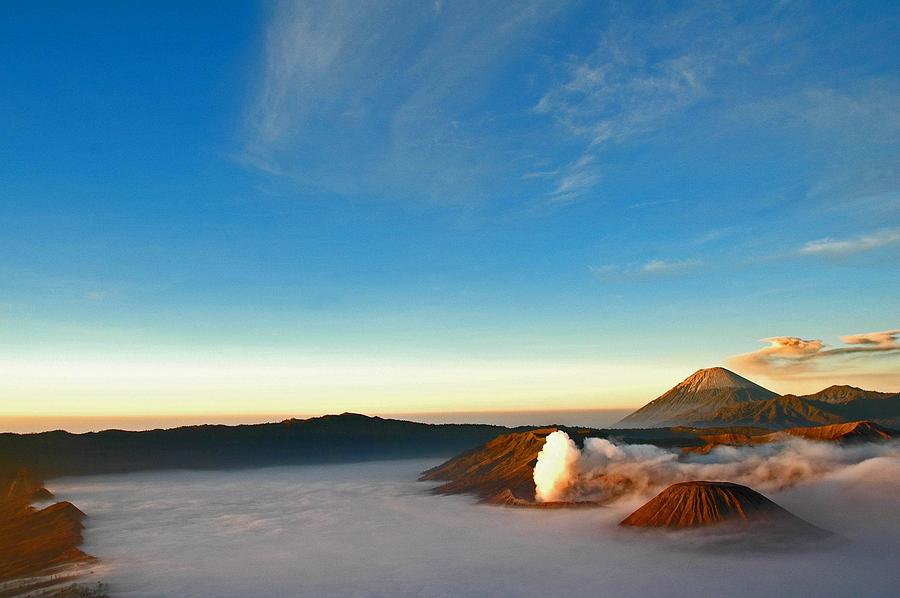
620, 481, 823, 533
618, 368, 778, 428
0, 470, 93, 583
694, 391, 900, 429
757, 420, 897, 443
420, 428, 555, 503
693, 395, 844, 428
801, 385, 899, 404
681, 420, 896, 454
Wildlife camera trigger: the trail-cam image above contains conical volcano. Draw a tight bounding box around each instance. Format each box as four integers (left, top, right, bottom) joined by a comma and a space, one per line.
620, 481, 821, 533
618, 367, 778, 427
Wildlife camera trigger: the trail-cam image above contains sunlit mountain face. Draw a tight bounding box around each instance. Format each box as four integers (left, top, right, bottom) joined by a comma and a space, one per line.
1, 1, 898, 596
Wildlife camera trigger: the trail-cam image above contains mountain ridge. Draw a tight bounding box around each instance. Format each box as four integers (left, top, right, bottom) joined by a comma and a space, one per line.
618, 368, 900, 429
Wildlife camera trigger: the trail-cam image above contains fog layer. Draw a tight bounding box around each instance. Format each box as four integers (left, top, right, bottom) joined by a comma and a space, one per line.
51, 455, 900, 597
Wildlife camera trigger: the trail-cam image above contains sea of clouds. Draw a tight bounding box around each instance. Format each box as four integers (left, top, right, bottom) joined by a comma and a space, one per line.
51, 451, 900, 597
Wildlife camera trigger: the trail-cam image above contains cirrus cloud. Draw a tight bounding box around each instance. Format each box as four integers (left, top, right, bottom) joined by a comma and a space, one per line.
589, 258, 701, 282
798, 228, 900, 257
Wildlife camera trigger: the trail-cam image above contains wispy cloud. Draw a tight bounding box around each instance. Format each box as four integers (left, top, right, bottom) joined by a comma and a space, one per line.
529, 2, 799, 203
536, 52, 710, 149
240, 0, 569, 203
728, 329, 900, 382
736, 80, 900, 212
627, 199, 680, 210
547, 155, 601, 204
237, 0, 899, 221
533, 41, 711, 203
589, 258, 701, 281
798, 228, 900, 257
694, 228, 733, 244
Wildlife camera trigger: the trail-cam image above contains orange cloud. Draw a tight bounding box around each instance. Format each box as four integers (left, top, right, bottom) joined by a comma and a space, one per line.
728, 329, 900, 380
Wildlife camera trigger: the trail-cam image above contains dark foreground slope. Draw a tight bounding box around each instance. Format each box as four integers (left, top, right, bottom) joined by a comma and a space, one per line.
0, 470, 93, 584
0, 414, 509, 479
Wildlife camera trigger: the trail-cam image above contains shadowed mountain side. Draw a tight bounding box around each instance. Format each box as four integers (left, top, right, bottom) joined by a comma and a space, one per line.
690, 395, 844, 428
619, 481, 827, 535
692, 394, 900, 429
0, 414, 511, 479
0, 470, 93, 584
756, 421, 898, 443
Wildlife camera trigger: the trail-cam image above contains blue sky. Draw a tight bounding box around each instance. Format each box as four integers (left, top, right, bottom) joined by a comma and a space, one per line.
2, 1, 899, 417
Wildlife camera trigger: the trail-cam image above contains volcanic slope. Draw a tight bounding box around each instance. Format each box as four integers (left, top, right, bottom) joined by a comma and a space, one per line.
420, 428, 556, 503
618, 368, 778, 428
756, 420, 897, 443
0, 470, 93, 584
620, 481, 827, 536
692, 388, 900, 429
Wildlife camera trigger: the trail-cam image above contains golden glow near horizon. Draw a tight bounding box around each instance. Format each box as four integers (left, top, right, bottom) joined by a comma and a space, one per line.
0, 354, 690, 417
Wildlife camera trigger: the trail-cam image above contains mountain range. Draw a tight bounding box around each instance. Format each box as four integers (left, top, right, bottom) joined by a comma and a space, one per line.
617, 367, 900, 429
0, 414, 508, 479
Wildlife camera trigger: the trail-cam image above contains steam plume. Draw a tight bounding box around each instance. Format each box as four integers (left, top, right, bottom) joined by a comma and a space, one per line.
533, 430, 579, 502
533, 431, 899, 504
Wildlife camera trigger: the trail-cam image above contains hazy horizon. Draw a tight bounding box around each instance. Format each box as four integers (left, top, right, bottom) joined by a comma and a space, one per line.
0, 408, 635, 435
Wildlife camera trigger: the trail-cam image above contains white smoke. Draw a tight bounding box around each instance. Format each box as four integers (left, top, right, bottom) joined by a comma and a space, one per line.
533, 430, 580, 501
534, 432, 900, 504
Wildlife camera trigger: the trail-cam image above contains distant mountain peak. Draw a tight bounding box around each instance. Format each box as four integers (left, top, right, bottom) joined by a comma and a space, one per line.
617, 367, 778, 428
677, 367, 765, 392
820, 384, 863, 392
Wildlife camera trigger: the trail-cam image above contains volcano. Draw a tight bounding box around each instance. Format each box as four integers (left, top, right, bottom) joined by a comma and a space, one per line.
618, 368, 778, 428
620, 481, 824, 535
